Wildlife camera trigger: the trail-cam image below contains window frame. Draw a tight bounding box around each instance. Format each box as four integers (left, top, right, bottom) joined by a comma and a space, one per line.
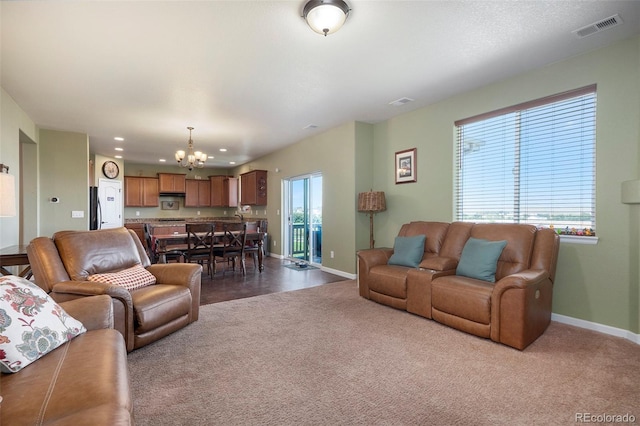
454, 85, 598, 244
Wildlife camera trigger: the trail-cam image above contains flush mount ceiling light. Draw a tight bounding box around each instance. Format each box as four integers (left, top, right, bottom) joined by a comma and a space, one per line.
303, 0, 350, 36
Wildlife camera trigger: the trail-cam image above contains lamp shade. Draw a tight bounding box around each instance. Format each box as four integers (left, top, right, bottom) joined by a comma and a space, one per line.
0, 172, 16, 217
358, 191, 386, 213
303, 0, 350, 36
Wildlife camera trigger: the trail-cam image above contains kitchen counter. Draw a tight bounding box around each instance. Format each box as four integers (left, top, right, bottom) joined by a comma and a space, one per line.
125, 217, 267, 225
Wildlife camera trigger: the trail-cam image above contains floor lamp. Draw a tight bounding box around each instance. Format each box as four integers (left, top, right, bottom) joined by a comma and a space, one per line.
358, 191, 386, 249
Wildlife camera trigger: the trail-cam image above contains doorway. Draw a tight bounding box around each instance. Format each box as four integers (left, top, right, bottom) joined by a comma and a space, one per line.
98, 178, 123, 229
284, 173, 322, 265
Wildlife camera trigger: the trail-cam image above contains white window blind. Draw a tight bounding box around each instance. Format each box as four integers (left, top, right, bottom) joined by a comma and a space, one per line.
455, 85, 596, 236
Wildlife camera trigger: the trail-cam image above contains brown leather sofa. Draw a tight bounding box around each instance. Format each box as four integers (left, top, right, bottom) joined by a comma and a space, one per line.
1, 295, 133, 425
27, 227, 202, 352
357, 221, 560, 350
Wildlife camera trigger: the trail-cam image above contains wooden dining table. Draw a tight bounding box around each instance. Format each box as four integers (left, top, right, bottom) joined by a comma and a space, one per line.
153, 231, 266, 271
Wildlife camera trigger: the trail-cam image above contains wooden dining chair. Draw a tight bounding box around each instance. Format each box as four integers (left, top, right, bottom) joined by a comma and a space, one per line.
143, 223, 183, 264
243, 221, 260, 271
213, 222, 247, 276
184, 223, 215, 276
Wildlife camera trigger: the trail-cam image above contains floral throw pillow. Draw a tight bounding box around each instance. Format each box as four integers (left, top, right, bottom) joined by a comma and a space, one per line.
87, 263, 156, 291
0, 275, 86, 373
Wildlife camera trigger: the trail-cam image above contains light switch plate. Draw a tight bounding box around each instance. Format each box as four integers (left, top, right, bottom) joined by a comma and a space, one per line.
71, 210, 84, 218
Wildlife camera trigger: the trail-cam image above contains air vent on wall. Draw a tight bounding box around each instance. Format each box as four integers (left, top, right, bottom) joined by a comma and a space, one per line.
573, 14, 623, 38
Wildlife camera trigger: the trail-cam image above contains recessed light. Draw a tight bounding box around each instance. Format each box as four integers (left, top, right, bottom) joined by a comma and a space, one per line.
208, 155, 214, 159
159, 159, 166, 162
219, 148, 227, 152
114, 137, 124, 141
115, 147, 123, 151
114, 155, 123, 159
229, 161, 236, 165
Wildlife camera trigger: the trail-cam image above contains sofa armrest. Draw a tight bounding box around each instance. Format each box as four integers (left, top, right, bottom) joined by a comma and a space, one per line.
146, 263, 201, 287
356, 248, 393, 299
146, 263, 202, 322
490, 269, 553, 349
59, 295, 114, 331
357, 248, 393, 270
50, 280, 134, 351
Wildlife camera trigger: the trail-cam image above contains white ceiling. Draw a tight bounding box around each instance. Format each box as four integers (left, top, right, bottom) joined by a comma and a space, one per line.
2, 1, 639, 168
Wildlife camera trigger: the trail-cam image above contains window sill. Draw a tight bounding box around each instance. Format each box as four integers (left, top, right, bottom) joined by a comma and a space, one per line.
559, 235, 598, 245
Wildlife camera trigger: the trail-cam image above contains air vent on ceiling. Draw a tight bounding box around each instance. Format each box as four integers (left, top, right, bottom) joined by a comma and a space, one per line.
573, 14, 623, 38
389, 97, 414, 107
304, 124, 318, 130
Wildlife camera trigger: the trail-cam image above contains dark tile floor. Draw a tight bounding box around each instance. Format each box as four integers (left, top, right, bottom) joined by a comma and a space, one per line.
199, 256, 348, 305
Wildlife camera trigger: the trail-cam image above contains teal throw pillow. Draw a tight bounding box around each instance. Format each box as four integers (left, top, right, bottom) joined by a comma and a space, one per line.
388, 235, 426, 268
456, 237, 507, 282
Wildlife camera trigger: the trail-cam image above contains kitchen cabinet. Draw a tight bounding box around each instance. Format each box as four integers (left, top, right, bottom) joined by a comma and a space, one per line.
158, 173, 186, 194
185, 179, 211, 207
240, 170, 267, 206
210, 176, 238, 207
124, 176, 159, 207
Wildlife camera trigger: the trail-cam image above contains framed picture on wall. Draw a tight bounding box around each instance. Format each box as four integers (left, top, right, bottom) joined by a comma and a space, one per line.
395, 148, 417, 184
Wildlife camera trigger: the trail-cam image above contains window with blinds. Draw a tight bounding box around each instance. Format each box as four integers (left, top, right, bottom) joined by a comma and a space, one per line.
454, 85, 596, 236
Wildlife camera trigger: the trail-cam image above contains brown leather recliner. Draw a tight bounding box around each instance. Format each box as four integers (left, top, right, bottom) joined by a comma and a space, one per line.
27, 227, 202, 352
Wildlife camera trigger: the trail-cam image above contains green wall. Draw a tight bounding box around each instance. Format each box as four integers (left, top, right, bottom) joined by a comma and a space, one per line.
38, 129, 90, 236
371, 36, 640, 334
235, 122, 360, 274
0, 87, 38, 247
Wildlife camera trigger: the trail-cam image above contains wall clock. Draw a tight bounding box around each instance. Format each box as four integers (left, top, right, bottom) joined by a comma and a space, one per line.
102, 161, 119, 179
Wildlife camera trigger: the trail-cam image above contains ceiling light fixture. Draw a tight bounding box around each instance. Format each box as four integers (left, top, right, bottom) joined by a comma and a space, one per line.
302, 0, 350, 37
175, 126, 207, 171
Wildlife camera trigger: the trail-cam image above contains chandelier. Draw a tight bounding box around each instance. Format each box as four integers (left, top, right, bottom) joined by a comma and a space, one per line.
175, 126, 207, 171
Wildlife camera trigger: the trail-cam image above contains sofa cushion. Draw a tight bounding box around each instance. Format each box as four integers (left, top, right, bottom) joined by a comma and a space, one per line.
0, 275, 86, 373
88, 263, 156, 291
432, 275, 494, 324
388, 235, 426, 268
368, 265, 410, 299
0, 328, 132, 424
456, 237, 507, 282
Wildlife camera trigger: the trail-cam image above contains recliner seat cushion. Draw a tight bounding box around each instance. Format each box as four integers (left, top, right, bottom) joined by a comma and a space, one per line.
131, 284, 191, 333
431, 275, 494, 324
368, 265, 410, 299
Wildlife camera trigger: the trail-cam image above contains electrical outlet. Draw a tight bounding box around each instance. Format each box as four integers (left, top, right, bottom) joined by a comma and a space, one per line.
136, 211, 140, 216
330, 251, 335, 258
273, 240, 277, 247
197, 211, 201, 215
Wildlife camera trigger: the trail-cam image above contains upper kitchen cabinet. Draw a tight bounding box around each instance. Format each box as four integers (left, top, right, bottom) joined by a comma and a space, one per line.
185, 179, 211, 207
210, 176, 238, 207
240, 170, 267, 206
158, 173, 186, 194
124, 176, 159, 207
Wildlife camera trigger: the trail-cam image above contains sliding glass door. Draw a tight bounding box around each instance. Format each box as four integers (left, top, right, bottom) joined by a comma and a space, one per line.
284, 173, 322, 265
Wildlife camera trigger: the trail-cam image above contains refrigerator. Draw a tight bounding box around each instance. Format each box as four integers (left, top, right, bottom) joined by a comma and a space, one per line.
89, 186, 101, 230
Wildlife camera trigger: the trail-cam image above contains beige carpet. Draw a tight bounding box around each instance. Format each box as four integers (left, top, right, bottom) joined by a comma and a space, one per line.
128, 280, 640, 425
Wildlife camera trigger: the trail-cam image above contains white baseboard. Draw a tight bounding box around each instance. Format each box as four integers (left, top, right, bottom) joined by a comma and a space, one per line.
319, 266, 356, 280
551, 313, 640, 345
266, 253, 356, 280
